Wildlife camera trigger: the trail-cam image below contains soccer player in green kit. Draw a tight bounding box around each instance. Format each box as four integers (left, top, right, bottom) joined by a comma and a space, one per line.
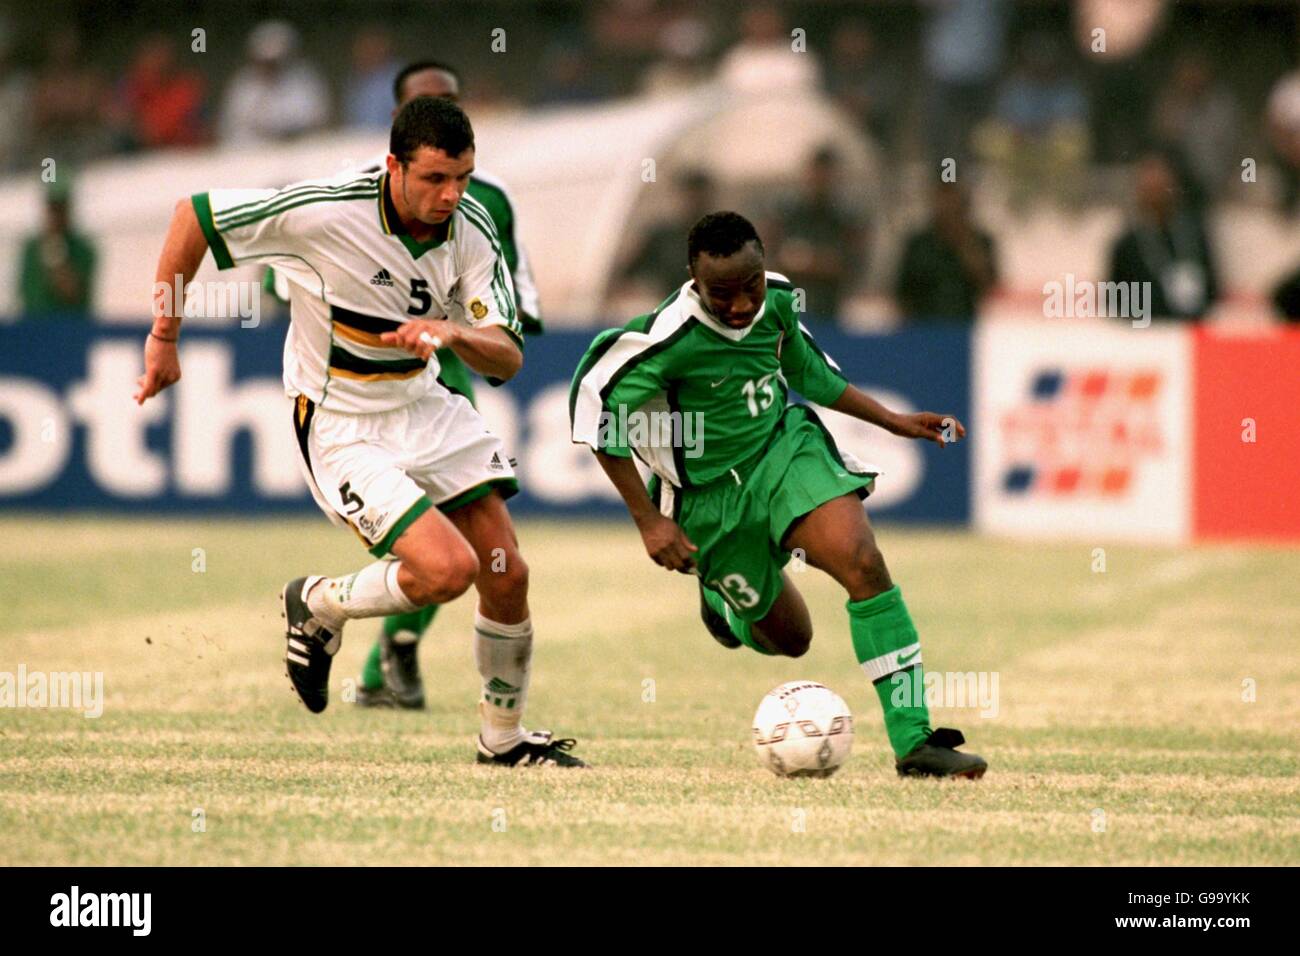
570, 212, 987, 778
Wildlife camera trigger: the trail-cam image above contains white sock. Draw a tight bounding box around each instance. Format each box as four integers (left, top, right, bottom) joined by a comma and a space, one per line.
474, 611, 533, 753
308, 560, 418, 629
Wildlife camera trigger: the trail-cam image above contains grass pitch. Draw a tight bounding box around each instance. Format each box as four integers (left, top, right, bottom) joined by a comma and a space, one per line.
1, 516, 1298, 866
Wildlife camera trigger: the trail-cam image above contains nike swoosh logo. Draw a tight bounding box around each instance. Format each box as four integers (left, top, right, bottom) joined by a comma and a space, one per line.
897, 649, 920, 666
710, 376, 730, 388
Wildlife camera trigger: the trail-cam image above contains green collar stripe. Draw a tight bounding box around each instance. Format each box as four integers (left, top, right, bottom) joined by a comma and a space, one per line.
379, 173, 452, 258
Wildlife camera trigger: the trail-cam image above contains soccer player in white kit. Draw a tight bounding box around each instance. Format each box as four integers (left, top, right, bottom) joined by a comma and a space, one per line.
136, 96, 585, 767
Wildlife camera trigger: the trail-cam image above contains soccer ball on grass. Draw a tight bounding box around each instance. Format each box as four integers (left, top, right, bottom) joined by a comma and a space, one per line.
752, 681, 854, 778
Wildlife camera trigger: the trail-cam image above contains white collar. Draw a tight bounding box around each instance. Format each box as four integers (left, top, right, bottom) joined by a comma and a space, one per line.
682, 281, 768, 341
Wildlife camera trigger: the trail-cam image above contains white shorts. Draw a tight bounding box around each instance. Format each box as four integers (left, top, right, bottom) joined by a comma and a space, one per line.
290, 386, 518, 556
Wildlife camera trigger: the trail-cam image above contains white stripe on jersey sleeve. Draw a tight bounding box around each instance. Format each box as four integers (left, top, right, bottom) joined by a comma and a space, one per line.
570, 302, 692, 451
798, 320, 842, 372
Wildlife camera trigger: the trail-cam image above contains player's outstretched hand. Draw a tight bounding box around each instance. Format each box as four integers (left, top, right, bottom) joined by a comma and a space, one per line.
891, 411, 966, 448
637, 513, 699, 573
134, 335, 181, 405
379, 318, 457, 361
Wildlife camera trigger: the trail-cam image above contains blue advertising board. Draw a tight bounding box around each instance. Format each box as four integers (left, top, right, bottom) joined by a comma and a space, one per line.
0, 321, 970, 522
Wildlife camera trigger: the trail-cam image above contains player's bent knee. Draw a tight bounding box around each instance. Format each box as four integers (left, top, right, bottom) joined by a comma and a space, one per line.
846, 545, 892, 597
778, 632, 812, 658
480, 550, 528, 600
762, 622, 812, 658
404, 544, 479, 604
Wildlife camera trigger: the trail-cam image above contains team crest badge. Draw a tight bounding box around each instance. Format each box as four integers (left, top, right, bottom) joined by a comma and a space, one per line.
469, 297, 488, 320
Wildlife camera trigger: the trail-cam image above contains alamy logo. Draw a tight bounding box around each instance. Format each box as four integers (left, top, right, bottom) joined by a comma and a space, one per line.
0, 666, 103, 718
596, 406, 705, 459
370, 269, 395, 287
49, 886, 151, 936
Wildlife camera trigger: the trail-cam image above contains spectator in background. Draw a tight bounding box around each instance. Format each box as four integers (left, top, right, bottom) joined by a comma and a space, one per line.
219, 21, 329, 144
0, 17, 31, 172
768, 147, 867, 324
639, 6, 714, 96
342, 27, 399, 130
716, 3, 819, 94
590, 0, 664, 88
1266, 60, 1300, 213
32, 26, 111, 164
19, 180, 97, 319
1272, 263, 1300, 322
1073, 0, 1165, 163
1108, 151, 1219, 321
975, 32, 1089, 210
922, 0, 1008, 164
113, 33, 207, 151
535, 40, 608, 106
1152, 51, 1239, 206
823, 19, 904, 156
614, 169, 716, 295
895, 181, 998, 322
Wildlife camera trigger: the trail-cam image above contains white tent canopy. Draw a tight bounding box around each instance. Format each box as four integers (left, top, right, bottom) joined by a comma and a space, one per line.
0, 83, 876, 324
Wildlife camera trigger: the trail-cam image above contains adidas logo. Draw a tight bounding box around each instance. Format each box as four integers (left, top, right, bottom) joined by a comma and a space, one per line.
370, 268, 395, 287
488, 452, 505, 471
486, 677, 520, 695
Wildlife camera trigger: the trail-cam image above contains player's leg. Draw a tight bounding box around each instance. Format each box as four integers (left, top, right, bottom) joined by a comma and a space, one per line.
445, 490, 584, 767
783, 494, 986, 778
358, 353, 479, 709
284, 502, 479, 714
700, 573, 812, 657
357, 605, 437, 709
282, 396, 480, 713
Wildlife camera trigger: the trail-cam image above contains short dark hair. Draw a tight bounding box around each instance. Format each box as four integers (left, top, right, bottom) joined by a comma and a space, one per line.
390, 96, 474, 165
393, 60, 461, 104
687, 211, 764, 267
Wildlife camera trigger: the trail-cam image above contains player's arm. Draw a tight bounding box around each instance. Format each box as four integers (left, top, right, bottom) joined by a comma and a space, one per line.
782, 312, 966, 447
593, 451, 698, 572
471, 179, 543, 331
137, 182, 317, 404
829, 386, 965, 448
570, 325, 698, 571
376, 199, 523, 378
379, 320, 522, 382
135, 199, 209, 404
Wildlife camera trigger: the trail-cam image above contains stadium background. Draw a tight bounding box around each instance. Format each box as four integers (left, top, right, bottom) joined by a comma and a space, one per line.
2, 0, 1298, 540
1, 0, 1298, 868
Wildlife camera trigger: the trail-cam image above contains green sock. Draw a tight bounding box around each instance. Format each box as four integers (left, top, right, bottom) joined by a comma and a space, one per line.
847, 586, 932, 758
360, 605, 440, 690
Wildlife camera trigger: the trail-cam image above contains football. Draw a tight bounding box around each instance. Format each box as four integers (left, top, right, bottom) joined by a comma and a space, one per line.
752, 681, 855, 778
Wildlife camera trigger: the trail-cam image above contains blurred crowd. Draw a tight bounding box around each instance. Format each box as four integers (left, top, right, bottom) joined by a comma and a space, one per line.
6, 0, 1300, 323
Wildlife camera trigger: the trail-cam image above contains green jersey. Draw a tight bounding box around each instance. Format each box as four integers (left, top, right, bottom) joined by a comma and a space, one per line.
569, 272, 849, 487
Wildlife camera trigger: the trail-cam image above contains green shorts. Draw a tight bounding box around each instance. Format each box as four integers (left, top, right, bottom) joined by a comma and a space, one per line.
658, 404, 876, 634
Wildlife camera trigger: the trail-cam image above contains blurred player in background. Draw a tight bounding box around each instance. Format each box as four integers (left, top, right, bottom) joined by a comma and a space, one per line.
268, 59, 543, 710
571, 212, 985, 778
139, 97, 583, 767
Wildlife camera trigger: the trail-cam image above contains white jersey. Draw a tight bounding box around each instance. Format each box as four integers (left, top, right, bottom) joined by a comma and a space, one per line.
357, 151, 541, 322
194, 168, 521, 414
